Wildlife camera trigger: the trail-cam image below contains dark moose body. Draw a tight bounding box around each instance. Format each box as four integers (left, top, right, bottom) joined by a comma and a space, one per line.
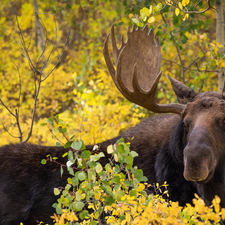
1, 25, 225, 224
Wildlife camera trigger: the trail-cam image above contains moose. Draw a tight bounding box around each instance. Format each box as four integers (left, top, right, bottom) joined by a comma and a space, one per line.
0, 24, 225, 224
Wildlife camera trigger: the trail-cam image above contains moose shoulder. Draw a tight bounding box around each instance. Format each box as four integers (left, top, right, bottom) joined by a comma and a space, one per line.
0, 24, 225, 225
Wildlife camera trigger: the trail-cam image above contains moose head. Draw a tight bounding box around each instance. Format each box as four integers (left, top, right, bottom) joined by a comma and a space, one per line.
103, 25, 225, 184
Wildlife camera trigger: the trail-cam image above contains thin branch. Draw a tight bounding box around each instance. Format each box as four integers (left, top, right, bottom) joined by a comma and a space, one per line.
41, 14, 69, 82
166, 0, 214, 14
162, 57, 219, 73
0, 120, 20, 139
160, 11, 185, 83
0, 99, 15, 117
15, 109, 23, 142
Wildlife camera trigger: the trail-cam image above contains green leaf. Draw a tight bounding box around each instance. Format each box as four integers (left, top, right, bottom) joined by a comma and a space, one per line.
54, 188, 60, 195
88, 169, 96, 181
116, 138, 124, 144
74, 201, 84, 211
117, 144, 125, 153
97, 152, 105, 158
78, 171, 87, 181
52, 203, 57, 208
41, 159, 47, 165
40, 123, 47, 127
81, 150, 91, 159
56, 206, 63, 214
55, 114, 59, 122
156, 3, 162, 11
56, 142, 62, 146
105, 196, 115, 205
71, 140, 85, 150
47, 116, 54, 124
62, 152, 68, 158
130, 151, 138, 158
60, 167, 64, 177
114, 190, 125, 201
90, 155, 100, 162
68, 167, 74, 176
76, 192, 81, 201
125, 155, 133, 164
105, 163, 111, 171
57, 127, 67, 134
95, 163, 103, 173
68, 151, 74, 161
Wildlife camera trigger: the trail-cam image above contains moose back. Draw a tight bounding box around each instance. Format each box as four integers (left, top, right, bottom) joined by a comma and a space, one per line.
1, 25, 225, 224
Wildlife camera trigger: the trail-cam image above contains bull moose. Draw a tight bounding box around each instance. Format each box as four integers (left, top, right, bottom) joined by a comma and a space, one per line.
0, 24, 225, 224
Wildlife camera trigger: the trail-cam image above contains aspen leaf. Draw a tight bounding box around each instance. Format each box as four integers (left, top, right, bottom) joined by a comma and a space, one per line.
175, 8, 180, 16
54, 188, 60, 195
128, 13, 134, 19
147, 17, 155, 24
183, 13, 189, 21
136, 183, 145, 192
149, 5, 153, 14
178, 2, 183, 10
41, 159, 47, 165
95, 163, 103, 173
182, 0, 190, 6
107, 145, 114, 154
166, 0, 173, 5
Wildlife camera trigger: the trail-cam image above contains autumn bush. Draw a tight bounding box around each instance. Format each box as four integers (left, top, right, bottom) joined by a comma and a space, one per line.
37, 116, 225, 225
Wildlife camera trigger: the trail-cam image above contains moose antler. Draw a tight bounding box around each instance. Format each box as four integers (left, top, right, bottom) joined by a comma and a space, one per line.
103, 25, 185, 115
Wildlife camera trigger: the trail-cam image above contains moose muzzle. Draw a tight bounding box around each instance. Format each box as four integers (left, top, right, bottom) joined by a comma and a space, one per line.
183, 127, 215, 182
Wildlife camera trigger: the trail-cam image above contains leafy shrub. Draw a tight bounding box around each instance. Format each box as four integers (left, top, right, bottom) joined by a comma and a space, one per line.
39, 116, 225, 225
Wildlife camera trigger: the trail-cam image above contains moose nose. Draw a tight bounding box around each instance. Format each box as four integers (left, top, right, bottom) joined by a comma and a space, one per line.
183, 145, 211, 182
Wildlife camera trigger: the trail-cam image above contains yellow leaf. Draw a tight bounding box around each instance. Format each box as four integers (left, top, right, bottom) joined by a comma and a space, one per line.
129, 13, 134, 19
175, 8, 180, 16
149, 5, 153, 14
94, 191, 101, 200
107, 144, 114, 154
147, 16, 155, 23
183, 13, 189, 21
221, 208, 225, 220
178, 2, 183, 10
165, 0, 173, 5
182, 0, 190, 6
136, 183, 145, 192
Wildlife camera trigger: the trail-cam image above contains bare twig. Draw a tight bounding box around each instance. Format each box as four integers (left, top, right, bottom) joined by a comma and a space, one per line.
166, 0, 214, 14
0, 2, 69, 143
162, 57, 219, 73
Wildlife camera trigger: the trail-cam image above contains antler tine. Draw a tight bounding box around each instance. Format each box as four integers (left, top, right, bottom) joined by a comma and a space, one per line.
103, 24, 186, 116
103, 33, 116, 80
110, 25, 120, 65
132, 65, 185, 114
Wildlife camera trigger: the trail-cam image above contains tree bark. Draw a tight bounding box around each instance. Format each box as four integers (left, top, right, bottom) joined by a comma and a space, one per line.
216, 0, 225, 93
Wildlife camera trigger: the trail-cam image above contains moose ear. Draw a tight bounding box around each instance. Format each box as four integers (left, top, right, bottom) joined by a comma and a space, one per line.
168, 74, 198, 104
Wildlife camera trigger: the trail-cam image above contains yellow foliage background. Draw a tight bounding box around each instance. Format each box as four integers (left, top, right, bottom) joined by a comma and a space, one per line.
0, 0, 222, 146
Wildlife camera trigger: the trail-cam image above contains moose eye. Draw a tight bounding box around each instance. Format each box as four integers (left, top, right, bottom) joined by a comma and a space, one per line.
223, 119, 225, 126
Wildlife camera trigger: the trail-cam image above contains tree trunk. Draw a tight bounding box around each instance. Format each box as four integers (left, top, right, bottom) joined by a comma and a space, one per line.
216, 0, 225, 93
